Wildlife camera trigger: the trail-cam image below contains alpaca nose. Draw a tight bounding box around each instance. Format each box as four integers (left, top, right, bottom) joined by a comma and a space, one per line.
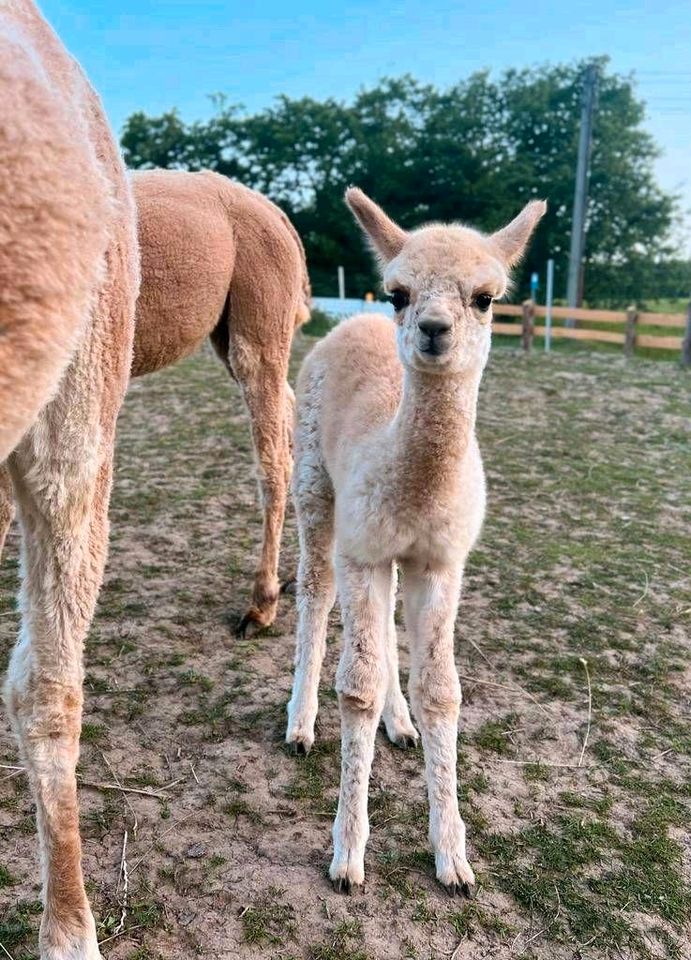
418, 317, 452, 338
418, 317, 452, 355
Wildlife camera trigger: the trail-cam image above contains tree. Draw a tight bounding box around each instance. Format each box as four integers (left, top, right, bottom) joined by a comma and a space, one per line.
121, 62, 679, 304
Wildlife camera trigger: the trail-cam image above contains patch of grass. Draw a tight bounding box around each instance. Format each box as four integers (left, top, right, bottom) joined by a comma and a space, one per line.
223, 797, 263, 824
473, 714, 518, 755
523, 762, 552, 783
80, 722, 109, 745
0, 863, 17, 888
284, 740, 338, 807
449, 903, 512, 939
240, 887, 296, 946
0, 899, 42, 949
177, 669, 214, 691
309, 919, 370, 960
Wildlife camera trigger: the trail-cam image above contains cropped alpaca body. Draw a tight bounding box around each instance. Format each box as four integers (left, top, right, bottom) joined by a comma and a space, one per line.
0, 2, 139, 957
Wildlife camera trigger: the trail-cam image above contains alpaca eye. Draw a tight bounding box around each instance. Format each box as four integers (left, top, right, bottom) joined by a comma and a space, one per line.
475, 294, 493, 312
389, 289, 410, 312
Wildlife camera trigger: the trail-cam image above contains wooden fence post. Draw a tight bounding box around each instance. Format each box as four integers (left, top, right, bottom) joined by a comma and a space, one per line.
521, 299, 535, 352
624, 305, 638, 357
682, 299, 691, 368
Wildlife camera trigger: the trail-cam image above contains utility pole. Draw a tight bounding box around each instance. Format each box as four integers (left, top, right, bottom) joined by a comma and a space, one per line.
566, 62, 599, 326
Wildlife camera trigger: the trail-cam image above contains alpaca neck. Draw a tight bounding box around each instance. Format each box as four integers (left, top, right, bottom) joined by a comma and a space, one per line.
387, 365, 482, 498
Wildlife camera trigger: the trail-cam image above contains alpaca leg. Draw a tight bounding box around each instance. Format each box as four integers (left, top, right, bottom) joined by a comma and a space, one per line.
5, 428, 115, 960
0, 462, 14, 561
228, 328, 293, 635
401, 560, 475, 898
330, 557, 389, 891
285, 430, 335, 753
381, 562, 418, 748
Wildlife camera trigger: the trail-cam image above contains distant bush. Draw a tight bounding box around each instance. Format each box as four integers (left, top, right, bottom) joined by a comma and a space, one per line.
302, 307, 337, 338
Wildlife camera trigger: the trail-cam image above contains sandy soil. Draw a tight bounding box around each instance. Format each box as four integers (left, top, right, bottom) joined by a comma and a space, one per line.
1, 336, 689, 960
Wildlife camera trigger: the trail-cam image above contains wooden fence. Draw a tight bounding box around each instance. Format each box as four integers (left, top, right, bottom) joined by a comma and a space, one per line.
493, 300, 691, 364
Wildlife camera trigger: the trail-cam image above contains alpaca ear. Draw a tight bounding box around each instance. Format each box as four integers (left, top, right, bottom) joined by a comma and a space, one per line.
345, 187, 407, 263
491, 200, 547, 266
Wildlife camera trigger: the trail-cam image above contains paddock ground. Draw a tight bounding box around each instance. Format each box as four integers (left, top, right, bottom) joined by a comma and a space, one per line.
1, 334, 689, 960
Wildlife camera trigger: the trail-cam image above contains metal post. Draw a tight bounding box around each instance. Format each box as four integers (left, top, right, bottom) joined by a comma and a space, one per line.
566, 63, 599, 327
545, 258, 554, 353
337, 266, 345, 300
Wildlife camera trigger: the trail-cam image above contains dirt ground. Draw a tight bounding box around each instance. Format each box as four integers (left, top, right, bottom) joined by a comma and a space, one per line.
1, 335, 689, 960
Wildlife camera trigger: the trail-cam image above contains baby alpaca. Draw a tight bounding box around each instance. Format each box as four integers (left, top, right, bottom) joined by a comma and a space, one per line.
286, 188, 545, 894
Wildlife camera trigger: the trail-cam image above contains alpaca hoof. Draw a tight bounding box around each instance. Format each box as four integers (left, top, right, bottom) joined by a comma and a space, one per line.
436, 851, 475, 899
329, 849, 365, 893
444, 880, 475, 900
237, 609, 272, 638
392, 733, 418, 750
383, 712, 419, 750
333, 876, 357, 895
286, 724, 315, 755
280, 578, 297, 596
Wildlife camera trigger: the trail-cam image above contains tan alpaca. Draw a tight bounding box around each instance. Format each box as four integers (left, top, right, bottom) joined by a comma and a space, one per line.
1, 2, 139, 958
132, 169, 309, 631
286, 188, 545, 894
0, 168, 310, 632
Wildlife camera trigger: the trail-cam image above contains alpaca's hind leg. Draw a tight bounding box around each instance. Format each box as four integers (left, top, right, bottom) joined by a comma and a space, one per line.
381, 563, 418, 749
5, 420, 117, 960
0, 462, 14, 561
330, 556, 389, 891
401, 559, 475, 899
225, 322, 293, 635
285, 430, 335, 753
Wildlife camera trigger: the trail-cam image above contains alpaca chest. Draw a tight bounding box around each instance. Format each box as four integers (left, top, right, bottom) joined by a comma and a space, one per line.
335, 473, 485, 568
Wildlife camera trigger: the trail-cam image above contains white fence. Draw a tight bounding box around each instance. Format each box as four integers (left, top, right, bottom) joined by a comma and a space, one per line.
312, 296, 393, 320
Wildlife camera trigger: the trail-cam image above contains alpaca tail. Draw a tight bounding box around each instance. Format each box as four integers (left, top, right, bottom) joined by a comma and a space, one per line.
275, 207, 311, 328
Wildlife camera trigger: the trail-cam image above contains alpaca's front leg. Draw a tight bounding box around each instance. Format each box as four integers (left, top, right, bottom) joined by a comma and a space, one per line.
330, 556, 389, 891
402, 560, 475, 898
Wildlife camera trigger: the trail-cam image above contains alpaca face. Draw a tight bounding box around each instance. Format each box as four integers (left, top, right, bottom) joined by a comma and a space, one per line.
382, 226, 505, 375
345, 188, 546, 376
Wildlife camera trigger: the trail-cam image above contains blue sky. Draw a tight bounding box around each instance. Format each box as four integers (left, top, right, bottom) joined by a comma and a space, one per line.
42, 0, 691, 251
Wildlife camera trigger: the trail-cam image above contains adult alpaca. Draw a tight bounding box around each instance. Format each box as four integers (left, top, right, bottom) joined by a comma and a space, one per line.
0, 169, 310, 634
286, 188, 545, 894
132, 169, 310, 633
1, 1, 139, 957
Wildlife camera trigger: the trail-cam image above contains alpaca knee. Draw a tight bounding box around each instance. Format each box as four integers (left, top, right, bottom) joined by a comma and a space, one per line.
5, 646, 82, 748
15, 681, 82, 745
336, 655, 387, 715
410, 665, 461, 722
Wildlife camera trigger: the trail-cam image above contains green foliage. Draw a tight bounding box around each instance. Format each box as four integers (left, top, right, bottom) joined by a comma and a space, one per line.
122, 63, 680, 305
301, 307, 337, 338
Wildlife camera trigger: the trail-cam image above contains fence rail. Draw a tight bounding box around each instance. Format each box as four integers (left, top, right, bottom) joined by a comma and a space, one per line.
493, 300, 691, 363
